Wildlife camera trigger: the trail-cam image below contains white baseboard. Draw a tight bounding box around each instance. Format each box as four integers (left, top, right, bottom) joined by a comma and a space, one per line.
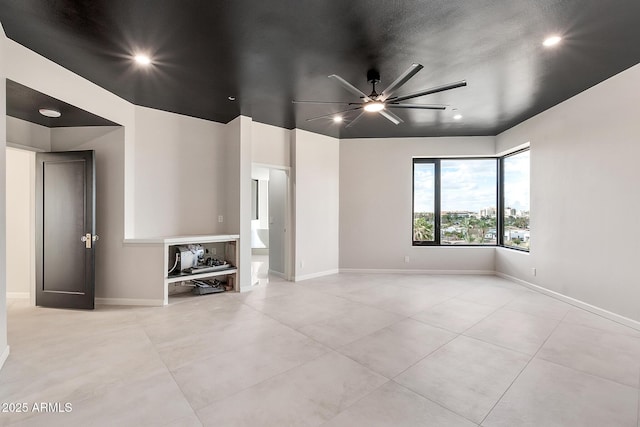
294, 269, 340, 282
95, 297, 163, 307
339, 268, 495, 275
496, 272, 640, 332
0, 345, 10, 372
6, 292, 29, 299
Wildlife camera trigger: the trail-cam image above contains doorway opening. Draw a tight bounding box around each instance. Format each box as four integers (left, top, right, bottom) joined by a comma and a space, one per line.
250, 164, 291, 286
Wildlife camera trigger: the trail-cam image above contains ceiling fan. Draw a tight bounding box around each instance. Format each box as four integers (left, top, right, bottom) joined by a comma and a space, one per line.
293, 63, 467, 127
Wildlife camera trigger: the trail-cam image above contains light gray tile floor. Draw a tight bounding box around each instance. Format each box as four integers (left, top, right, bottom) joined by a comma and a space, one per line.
2, 273, 639, 427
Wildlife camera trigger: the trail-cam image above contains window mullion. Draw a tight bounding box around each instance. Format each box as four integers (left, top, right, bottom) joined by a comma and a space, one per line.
435, 159, 441, 245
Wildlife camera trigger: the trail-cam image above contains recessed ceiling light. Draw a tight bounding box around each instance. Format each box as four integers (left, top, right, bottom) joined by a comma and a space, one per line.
134, 54, 152, 65
364, 101, 385, 112
39, 108, 61, 118
228, 96, 236, 101
333, 116, 343, 123
543, 35, 562, 47
453, 113, 463, 120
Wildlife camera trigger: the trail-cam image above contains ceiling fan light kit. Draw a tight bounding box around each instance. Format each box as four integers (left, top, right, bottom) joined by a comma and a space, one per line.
293, 63, 466, 128
364, 102, 385, 112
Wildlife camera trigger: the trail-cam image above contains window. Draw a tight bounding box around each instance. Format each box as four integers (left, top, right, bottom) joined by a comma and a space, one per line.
412, 149, 529, 251
501, 150, 530, 250
413, 160, 438, 244
441, 159, 497, 245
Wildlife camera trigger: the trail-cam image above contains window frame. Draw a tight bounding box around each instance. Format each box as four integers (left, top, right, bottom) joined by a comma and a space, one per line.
412, 158, 440, 246
499, 148, 530, 252
412, 150, 529, 252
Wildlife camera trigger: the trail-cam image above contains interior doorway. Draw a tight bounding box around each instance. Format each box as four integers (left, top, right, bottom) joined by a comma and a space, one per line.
5, 80, 122, 310
251, 164, 290, 286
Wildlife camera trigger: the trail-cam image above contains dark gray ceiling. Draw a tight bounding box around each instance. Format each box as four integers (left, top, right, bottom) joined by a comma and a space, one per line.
6, 80, 120, 127
1, 0, 639, 138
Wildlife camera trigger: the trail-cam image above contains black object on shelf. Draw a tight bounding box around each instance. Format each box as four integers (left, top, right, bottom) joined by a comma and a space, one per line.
191, 278, 226, 295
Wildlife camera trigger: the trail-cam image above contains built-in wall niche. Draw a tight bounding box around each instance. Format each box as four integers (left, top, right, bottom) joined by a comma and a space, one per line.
164, 236, 239, 302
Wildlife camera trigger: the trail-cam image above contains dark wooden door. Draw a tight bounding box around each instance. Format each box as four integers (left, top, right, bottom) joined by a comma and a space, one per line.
36, 151, 96, 309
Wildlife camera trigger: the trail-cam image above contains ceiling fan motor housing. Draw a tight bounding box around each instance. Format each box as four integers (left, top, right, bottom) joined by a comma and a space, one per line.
297, 63, 462, 126
367, 69, 381, 84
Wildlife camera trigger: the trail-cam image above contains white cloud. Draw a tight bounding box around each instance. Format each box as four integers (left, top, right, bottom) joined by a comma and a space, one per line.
441, 159, 497, 211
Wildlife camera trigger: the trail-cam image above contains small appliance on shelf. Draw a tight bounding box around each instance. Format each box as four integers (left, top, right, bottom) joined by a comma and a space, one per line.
168, 244, 232, 276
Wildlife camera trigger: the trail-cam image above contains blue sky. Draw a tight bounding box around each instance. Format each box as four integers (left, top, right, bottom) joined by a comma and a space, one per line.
414, 153, 530, 213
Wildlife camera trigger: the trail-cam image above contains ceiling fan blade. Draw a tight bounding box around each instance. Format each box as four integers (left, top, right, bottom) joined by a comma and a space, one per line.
380, 63, 424, 101
329, 75, 371, 101
305, 106, 362, 122
379, 109, 404, 125
389, 80, 467, 103
292, 100, 353, 105
387, 103, 447, 110
345, 111, 367, 128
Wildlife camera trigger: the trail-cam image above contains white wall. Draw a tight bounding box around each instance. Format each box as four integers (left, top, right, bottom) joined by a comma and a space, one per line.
340, 136, 497, 272
226, 116, 253, 290
292, 129, 340, 280
133, 106, 228, 237
252, 121, 290, 167
1, 22, 9, 369
496, 63, 640, 322
5, 148, 34, 297
6, 117, 51, 151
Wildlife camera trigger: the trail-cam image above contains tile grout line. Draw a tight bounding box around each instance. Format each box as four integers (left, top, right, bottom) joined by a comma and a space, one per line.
477, 309, 570, 426
314, 277, 477, 319
532, 316, 640, 390
244, 278, 433, 351
135, 308, 205, 426
316, 379, 392, 427
458, 305, 566, 359
391, 381, 483, 426
387, 333, 520, 426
